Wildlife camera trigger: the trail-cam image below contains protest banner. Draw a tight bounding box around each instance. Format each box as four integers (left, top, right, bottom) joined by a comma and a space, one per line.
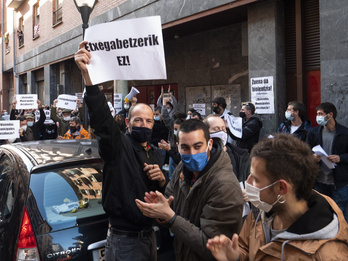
35, 109, 54, 124
56, 94, 78, 111
250, 76, 275, 114
16, 94, 38, 110
226, 114, 243, 138
0, 120, 20, 140
84, 16, 167, 84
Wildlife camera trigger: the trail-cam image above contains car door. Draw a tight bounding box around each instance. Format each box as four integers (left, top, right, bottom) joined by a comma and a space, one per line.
0, 151, 21, 260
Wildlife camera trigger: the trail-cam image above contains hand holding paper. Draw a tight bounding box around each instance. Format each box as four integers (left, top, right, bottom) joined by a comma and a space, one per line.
312, 145, 336, 169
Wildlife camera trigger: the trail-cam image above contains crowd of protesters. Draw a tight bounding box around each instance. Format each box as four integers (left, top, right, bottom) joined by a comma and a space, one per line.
0, 42, 347, 260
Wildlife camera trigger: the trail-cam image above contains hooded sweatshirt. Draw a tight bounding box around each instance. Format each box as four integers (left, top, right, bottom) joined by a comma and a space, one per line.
238, 191, 348, 261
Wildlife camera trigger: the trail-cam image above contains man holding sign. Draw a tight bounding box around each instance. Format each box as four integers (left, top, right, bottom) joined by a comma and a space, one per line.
75, 40, 167, 261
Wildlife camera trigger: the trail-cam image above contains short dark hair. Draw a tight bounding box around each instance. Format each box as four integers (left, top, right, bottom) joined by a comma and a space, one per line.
154, 107, 162, 113
174, 118, 184, 125
17, 116, 26, 122
242, 102, 255, 114
173, 111, 187, 121
288, 101, 306, 121
212, 97, 227, 109
250, 134, 319, 201
191, 111, 203, 121
316, 102, 337, 119
177, 119, 210, 144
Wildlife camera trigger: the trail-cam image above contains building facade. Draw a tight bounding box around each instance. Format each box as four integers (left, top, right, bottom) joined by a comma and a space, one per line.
1, 0, 347, 136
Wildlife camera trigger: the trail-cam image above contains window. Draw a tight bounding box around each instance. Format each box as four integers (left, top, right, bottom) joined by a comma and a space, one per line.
18, 17, 24, 47
53, 0, 63, 25
33, 2, 40, 38
29, 163, 105, 233
0, 154, 15, 221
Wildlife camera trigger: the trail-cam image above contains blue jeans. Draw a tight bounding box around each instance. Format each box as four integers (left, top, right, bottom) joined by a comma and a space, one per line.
315, 182, 348, 222
105, 228, 157, 261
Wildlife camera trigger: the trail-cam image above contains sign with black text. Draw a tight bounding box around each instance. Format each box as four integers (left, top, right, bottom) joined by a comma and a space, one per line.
16, 94, 38, 110
85, 16, 167, 84
226, 114, 243, 138
0, 120, 20, 140
250, 76, 275, 114
56, 94, 78, 111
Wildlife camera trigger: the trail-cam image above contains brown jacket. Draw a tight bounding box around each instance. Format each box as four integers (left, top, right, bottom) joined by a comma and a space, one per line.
238, 191, 348, 261
165, 141, 244, 261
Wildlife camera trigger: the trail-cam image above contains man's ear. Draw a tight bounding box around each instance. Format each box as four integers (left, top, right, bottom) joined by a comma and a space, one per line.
208, 138, 213, 151
125, 118, 130, 128
277, 179, 288, 195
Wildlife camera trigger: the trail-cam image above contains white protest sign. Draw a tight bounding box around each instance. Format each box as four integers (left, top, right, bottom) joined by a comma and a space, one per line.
226, 114, 243, 138
75, 92, 83, 103
114, 93, 123, 114
16, 94, 38, 110
84, 16, 167, 84
193, 104, 206, 117
0, 120, 20, 140
250, 76, 275, 114
56, 94, 78, 110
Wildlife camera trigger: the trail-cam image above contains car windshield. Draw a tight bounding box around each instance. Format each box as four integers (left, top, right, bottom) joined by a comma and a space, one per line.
29, 162, 105, 233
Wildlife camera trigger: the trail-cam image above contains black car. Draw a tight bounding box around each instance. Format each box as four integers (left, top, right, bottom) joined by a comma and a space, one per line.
0, 139, 108, 261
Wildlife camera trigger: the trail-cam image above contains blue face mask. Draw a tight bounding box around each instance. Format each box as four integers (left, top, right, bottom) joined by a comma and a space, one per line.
316, 115, 329, 126
154, 116, 161, 121
180, 142, 210, 172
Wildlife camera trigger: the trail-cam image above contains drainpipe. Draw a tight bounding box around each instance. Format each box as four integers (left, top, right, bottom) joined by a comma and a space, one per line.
1, 0, 4, 73
12, 9, 18, 97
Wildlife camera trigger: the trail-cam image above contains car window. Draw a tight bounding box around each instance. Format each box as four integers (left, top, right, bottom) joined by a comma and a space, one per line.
29, 163, 105, 232
0, 154, 15, 221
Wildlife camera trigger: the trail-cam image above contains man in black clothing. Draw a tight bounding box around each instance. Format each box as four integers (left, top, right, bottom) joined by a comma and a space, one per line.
75, 41, 166, 261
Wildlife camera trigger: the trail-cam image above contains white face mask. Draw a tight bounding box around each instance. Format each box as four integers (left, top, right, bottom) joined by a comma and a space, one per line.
21, 125, 27, 131
285, 111, 294, 121
63, 116, 70, 121
210, 130, 228, 146
245, 181, 283, 212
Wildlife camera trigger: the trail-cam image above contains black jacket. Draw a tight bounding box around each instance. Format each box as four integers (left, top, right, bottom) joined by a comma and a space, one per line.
225, 142, 250, 182
151, 119, 169, 147
84, 85, 165, 231
306, 122, 348, 188
230, 114, 263, 152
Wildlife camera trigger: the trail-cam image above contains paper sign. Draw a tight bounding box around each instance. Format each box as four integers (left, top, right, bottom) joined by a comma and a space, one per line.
193, 104, 206, 117
35, 109, 53, 124
0, 120, 20, 140
226, 114, 243, 138
75, 92, 83, 103
250, 76, 275, 114
84, 16, 167, 84
312, 145, 336, 169
16, 94, 38, 110
114, 93, 123, 114
56, 94, 78, 110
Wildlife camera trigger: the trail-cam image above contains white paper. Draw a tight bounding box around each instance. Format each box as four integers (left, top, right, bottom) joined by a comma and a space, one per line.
226, 114, 243, 138
0, 120, 20, 140
239, 182, 251, 217
114, 93, 123, 114
84, 16, 167, 84
56, 94, 78, 111
193, 104, 206, 117
312, 145, 336, 169
250, 76, 275, 114
16, 94, 38, 110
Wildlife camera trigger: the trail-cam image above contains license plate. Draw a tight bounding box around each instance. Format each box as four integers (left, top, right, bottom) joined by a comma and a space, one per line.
92, 248, 105, 261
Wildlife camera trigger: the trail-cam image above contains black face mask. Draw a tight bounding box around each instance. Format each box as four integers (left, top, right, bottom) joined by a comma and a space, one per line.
70, 126, 78, 133
131, 126, 153, 143
239, 112, 246, 118
212, 106, 221, 114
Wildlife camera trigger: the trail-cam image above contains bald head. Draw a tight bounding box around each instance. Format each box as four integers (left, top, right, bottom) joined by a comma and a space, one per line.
204, 114, 226, 133
126, 103, 154, 131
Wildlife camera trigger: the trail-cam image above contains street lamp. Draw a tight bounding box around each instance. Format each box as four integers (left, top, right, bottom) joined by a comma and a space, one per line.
74, 0, 97, 128
73, 0, 97, 37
